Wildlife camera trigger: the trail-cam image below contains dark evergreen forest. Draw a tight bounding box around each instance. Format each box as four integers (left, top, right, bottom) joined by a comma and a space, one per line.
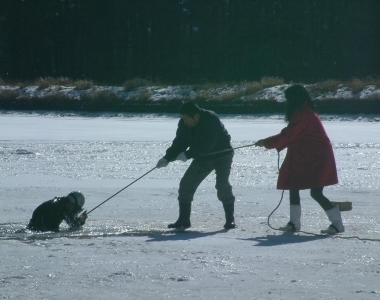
0, 0, 379, 84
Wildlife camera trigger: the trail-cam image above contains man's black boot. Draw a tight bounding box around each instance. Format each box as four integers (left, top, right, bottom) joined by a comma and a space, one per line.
223, 202, 236, 229
168, 202, 191, 229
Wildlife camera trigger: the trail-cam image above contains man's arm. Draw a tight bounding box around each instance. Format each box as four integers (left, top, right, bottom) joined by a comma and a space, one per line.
65, 210, 87, 228
163, 120, 189, 161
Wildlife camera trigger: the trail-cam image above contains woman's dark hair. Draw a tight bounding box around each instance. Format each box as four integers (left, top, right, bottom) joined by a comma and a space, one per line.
284, 85, 316, 122
180, 101, 202, 117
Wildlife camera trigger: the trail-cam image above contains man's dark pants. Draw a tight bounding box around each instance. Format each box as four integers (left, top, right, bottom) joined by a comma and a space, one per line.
178, 153, 235, 204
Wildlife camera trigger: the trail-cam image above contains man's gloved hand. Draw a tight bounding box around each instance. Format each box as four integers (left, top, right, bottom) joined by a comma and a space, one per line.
156, 158, 169, 168
79, 211, 88, 223
176, 152, 188, 162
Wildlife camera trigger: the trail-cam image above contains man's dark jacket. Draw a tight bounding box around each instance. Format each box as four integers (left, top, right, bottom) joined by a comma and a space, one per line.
27, 197, 84, 232
164, 109, 233, 161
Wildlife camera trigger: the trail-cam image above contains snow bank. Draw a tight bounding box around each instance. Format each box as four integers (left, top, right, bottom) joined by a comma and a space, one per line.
1, 83, 380, 102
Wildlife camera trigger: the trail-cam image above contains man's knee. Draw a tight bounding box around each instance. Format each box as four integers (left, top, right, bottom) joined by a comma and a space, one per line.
177, 198, 192, 204
220, 196, 235, 205
178, 184, 196, 203
216, 184, 234, 203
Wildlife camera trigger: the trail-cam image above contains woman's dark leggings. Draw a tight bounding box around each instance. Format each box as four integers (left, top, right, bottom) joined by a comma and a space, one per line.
289, 187, 334, 211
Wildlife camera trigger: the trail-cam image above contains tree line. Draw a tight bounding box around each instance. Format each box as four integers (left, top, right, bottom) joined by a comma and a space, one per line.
1, 0, 379, 85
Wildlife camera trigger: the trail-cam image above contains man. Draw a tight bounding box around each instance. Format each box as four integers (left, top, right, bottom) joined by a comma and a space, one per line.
156, 101, 236, 229
27, 191, 88, 232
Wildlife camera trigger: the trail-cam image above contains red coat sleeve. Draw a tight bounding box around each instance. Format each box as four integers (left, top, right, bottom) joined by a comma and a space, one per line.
263, 110, 310, 152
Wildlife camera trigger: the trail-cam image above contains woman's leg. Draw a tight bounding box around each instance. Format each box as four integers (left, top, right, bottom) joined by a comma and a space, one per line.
311, 187, 345, 233
280, 190, 301, 231
310, 187, 334, 211
289, 190, 300, 205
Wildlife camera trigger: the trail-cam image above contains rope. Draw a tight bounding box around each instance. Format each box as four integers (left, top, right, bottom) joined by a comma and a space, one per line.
87, 143, 256, 215
87, 167, 157, 215
198, 143, 256, 158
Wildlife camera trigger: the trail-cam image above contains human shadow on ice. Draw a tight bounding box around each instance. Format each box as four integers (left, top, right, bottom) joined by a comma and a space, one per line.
240, 232, 328, 247
0, 222, 228, 242
146, 229, 228, 242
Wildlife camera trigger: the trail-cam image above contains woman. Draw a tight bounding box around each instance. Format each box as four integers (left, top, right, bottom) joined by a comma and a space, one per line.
255, 85, 344, 234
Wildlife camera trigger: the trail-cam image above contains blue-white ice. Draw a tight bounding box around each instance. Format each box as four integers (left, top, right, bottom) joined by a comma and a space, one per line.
0, 112, 379, 299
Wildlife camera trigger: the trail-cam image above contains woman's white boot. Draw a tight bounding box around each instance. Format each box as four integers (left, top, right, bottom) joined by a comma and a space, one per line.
321, 206, 345, 234
280, 205, 301, 232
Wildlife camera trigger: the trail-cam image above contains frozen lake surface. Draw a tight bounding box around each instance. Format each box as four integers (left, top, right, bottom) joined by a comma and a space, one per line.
0, 112, 379, 299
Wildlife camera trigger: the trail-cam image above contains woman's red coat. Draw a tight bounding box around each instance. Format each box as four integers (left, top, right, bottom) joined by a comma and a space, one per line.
263, 103, 338, 190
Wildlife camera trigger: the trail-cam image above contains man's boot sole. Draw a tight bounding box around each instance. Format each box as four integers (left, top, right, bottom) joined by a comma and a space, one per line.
223, 222, 236, 229
168, 223, 191, 229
